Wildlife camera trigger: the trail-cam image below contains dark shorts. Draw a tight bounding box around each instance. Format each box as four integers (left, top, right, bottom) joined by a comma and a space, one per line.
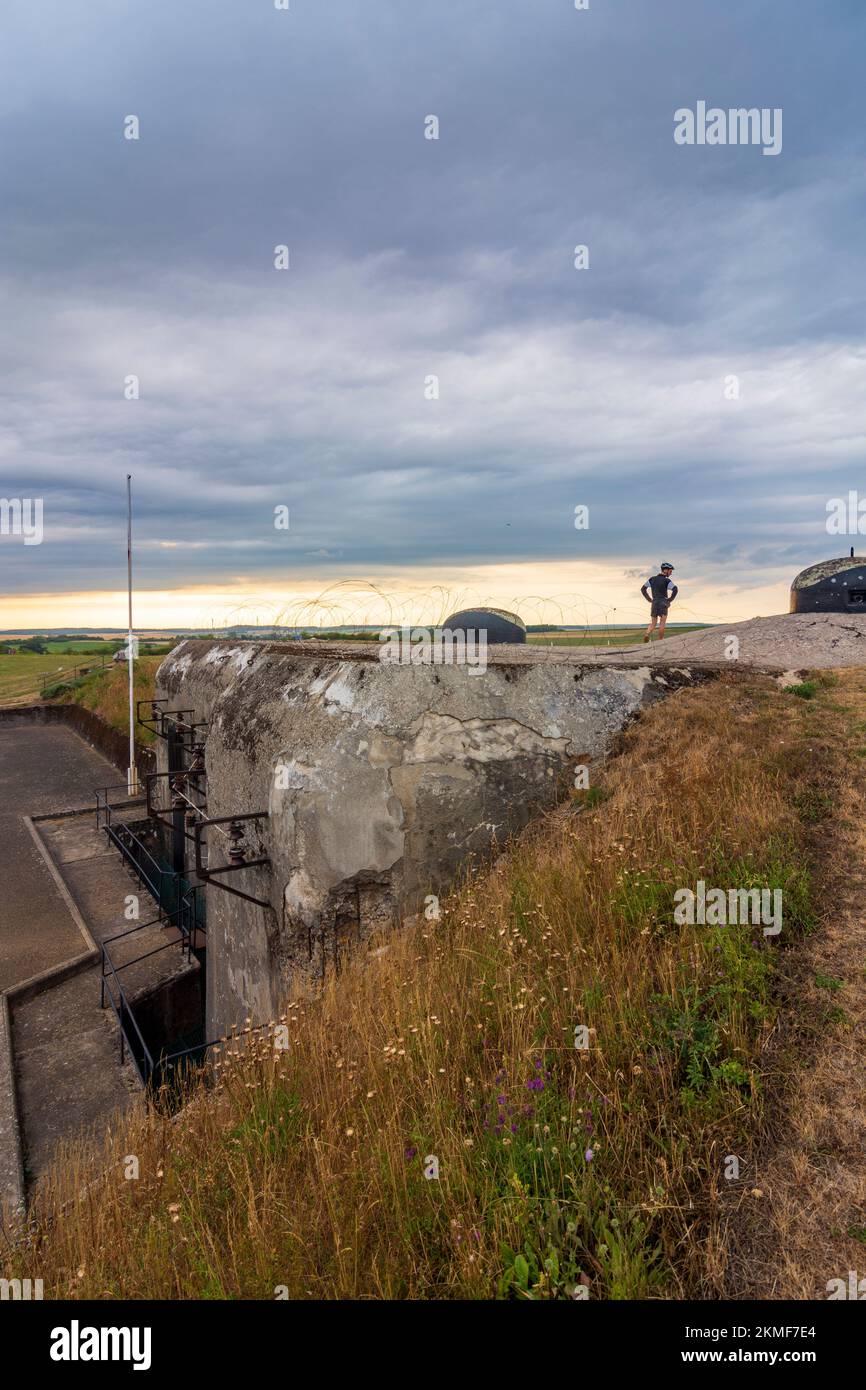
651, 601, 670, 618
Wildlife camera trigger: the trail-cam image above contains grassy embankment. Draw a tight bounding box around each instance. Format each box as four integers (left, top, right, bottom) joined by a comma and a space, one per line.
6, 667, 861, 1299
51, 658, 164, 745
0, 643, 171, 709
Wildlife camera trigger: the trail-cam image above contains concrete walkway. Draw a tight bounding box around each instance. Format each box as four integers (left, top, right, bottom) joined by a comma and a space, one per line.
0, 721, 199, 1208
0, 725, 124, 991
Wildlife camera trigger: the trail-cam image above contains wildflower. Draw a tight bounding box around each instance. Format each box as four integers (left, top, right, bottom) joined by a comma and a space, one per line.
585, 1148, 594, 1162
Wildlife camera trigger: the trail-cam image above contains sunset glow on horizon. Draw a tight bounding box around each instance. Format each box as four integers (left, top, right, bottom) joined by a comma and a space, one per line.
0, 561, 792, 633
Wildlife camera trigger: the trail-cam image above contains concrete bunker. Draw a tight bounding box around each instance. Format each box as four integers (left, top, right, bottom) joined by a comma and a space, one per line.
153, 641, 704, 1040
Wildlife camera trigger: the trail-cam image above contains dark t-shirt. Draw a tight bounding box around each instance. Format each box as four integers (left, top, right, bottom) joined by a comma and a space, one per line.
642, 574, 678, 604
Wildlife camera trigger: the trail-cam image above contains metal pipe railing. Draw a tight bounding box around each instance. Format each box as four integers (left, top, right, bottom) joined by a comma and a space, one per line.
100, 951, 156, 1086
39, 655, 109, 694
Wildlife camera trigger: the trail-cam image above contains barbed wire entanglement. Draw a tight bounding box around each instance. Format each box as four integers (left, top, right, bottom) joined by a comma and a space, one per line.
192, 578, 726, 666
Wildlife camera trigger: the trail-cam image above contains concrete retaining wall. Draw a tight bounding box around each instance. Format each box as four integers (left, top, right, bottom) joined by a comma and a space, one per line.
0, 704, 155, 785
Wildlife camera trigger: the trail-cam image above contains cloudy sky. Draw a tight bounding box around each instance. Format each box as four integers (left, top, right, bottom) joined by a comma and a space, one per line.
1, 0, 864, 629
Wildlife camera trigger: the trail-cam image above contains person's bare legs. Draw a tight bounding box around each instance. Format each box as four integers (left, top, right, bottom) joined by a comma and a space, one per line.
644, 615, 658, 642
658, 613, 667, 638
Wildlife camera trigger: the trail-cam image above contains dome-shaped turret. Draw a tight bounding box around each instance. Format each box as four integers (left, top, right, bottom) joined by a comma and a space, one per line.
442, 607, 526, 644
790, 554, 866, 613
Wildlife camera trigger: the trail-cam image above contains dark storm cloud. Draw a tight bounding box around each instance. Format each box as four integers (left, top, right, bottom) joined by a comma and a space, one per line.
1, 0, 864, 598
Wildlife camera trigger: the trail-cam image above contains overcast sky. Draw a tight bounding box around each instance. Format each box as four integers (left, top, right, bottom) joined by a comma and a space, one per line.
1, 0, 864, 627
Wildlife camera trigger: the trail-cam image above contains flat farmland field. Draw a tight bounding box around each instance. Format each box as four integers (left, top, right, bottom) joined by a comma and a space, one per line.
0, 650, 115, 706
526, 625, 705, 647
0, 652, 94, 704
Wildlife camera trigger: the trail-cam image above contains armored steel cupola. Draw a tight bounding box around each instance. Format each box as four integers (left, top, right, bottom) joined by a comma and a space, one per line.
790, 551, 866, 613
442, 607, 526, 644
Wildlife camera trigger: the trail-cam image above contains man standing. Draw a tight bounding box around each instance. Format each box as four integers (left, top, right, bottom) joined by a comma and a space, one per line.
641, 563, 678, 642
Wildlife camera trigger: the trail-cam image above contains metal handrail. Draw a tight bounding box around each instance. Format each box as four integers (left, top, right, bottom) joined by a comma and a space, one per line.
99, 792, 173, 900
95, 785, 147, 830
100, 901, 203, 990
39, 655, 109, 694
100, 951, 156, 1086
97, 794, 205, 953
100, 895, 208, 1085
101, 958, 218, 1093
101, 912, 172, 949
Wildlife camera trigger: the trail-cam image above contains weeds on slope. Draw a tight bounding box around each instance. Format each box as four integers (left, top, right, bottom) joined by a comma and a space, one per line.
55, 659, 161, 743
5, 672, 842, 1299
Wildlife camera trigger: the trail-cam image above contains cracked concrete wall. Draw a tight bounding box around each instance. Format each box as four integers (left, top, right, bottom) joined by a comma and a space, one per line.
156, 640, 699, 1038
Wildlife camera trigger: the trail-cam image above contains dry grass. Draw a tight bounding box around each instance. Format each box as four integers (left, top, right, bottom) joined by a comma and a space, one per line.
56, 659, 162, 743
722, 669, 866, 1298
5, 670, 860, 1300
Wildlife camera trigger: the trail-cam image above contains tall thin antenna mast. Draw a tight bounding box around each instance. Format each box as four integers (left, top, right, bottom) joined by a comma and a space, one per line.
126, 474, 137, 795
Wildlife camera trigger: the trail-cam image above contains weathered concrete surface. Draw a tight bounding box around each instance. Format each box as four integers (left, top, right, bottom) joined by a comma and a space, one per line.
10, 810, 200, 1191
573, 611, 866, 669
0, 720, 199, 1208
155, 610, 866, 676
10, 971, 138, 1190
0, 994, 24, 1215
0, 723, 134, 1215
0, 725, 123, 991
0, 703, 155, 786
157, 640, 708, 1038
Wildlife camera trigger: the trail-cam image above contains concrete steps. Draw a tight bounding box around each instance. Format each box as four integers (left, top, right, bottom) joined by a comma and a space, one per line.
10, 811, 198, 1191
0, 721, 199, 1210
